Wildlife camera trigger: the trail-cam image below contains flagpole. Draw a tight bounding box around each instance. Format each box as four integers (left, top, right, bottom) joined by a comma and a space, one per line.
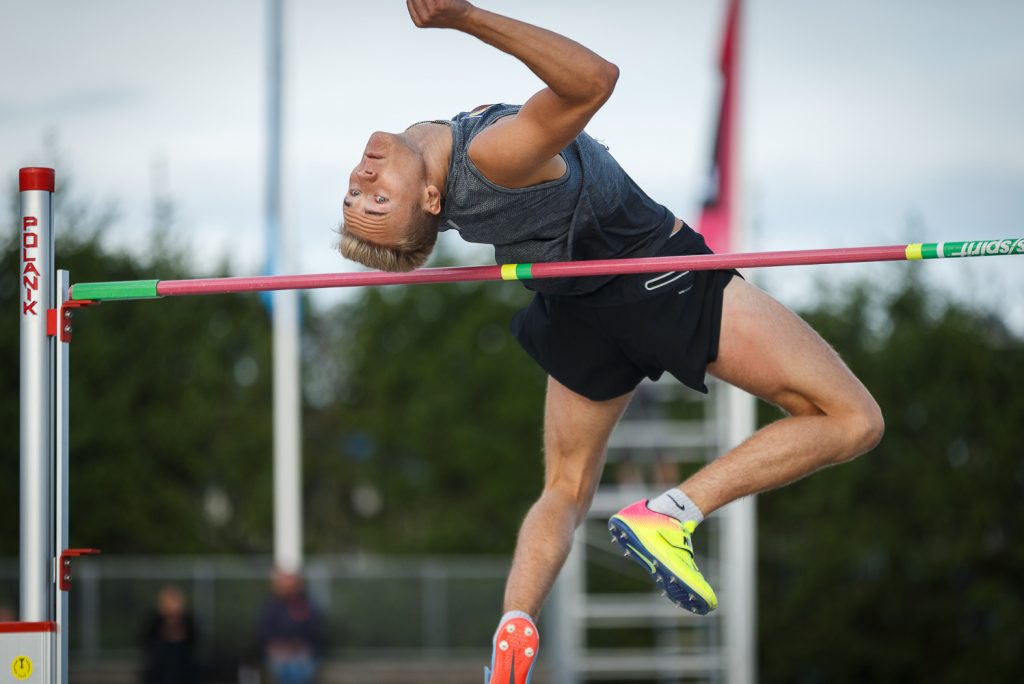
266, 0, 303, 575
721, 0, 758, 681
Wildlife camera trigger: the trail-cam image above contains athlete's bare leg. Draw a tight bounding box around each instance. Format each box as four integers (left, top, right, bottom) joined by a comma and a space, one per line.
502, 278, 883, 617
682, 277, 884, 513
502, 377, 631, 616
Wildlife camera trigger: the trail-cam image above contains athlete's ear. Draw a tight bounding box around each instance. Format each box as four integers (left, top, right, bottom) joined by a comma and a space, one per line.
423, 185, 442, 216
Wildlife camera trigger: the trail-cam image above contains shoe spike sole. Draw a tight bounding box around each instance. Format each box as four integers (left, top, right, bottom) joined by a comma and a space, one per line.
607, 518, 711, 616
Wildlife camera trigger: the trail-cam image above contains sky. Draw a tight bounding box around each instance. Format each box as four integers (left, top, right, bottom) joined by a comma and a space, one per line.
3, 0, 1023, 330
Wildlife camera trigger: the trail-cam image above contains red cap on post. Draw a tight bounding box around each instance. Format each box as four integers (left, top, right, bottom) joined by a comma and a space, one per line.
19, 167, 55, 192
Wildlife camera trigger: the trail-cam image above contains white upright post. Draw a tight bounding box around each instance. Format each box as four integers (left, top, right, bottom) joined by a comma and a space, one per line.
19, 167, 56, 623
54, 270, 71, 684
721, 389, 757, 684
548, 532, 583, 684
266, 0, 303, 572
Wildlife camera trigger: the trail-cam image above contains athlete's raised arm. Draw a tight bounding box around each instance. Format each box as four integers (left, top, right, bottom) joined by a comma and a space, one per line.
407, 0, 619, 187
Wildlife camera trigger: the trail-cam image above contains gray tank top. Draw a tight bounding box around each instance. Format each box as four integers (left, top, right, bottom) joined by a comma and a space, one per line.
436, 103, 675, 296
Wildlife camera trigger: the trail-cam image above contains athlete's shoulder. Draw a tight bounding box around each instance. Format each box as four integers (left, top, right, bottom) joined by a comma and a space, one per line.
450, 102, 521, 122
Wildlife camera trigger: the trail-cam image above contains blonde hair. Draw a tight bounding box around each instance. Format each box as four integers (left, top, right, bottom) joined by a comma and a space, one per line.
339, 211, 439, 273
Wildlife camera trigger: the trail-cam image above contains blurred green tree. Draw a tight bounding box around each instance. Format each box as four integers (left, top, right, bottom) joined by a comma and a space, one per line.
1, 174, 275, 555
302, 269, 546, 554
758, 271, 1024, 682
3, 173, 545, 559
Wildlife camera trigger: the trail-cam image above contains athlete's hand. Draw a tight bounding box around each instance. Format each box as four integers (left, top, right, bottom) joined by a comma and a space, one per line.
406, 0, 475, 30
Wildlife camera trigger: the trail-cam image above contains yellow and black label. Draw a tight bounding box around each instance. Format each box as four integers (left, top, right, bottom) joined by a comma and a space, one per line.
11, 655, 33, 680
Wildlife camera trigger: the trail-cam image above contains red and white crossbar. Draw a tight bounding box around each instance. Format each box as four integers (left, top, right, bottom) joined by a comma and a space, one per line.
69, 238, 1024, 301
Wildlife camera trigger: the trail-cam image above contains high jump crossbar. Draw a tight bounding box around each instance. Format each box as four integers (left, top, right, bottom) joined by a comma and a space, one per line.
70, 238, 1024, 302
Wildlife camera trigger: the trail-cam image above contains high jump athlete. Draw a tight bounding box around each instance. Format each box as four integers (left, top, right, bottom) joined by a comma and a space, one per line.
339, 2, 884, 682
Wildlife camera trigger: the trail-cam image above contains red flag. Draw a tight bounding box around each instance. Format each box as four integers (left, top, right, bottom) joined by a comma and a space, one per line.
698, 0, 740, 254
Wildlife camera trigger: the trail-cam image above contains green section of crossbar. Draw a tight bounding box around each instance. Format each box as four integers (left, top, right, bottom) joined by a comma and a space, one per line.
908, 239, 1024, 260
71, 280, 161, 301
940, 238, 1024, 258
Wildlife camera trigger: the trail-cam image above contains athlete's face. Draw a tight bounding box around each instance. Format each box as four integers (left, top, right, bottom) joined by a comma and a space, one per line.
343, 131, 426, 245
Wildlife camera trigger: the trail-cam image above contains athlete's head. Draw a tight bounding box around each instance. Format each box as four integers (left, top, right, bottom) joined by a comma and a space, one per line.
338, 131, 441, 272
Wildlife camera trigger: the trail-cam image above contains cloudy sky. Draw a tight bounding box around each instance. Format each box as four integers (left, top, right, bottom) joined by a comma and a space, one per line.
3, 0, 1022, 329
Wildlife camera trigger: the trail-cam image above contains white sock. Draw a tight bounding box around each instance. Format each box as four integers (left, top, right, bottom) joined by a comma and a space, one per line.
647, 488, 704, 524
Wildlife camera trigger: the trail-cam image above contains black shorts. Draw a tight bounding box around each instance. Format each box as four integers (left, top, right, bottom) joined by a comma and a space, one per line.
510, 227, 739, 401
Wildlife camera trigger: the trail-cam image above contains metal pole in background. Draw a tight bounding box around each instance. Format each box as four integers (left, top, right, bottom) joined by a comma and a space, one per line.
721, 389, 757, 684
19, 167, 55, 622
548, 533, 583, 684
266, 0, 303, 573
54, 270, 71, 684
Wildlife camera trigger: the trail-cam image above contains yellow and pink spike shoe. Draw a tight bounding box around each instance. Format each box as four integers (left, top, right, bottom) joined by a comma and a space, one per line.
485, 611, 539, 684
609, 500, 718, 615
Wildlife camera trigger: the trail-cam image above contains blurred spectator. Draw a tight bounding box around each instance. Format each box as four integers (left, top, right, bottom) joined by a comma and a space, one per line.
140, 584, 201, 684
0, 604, 16, 622
256, 568, 327, 684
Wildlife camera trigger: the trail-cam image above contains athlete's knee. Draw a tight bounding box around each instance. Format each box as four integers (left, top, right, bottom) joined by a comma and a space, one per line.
855, 397, 885, 453
543, 470, 601, 527
835, 396, 885, 463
